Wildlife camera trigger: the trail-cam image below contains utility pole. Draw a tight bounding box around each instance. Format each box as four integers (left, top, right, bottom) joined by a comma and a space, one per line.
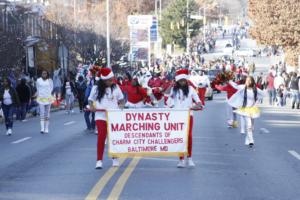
159, 0, 162, 21
155, 0, 158, 16
106, 0, 111, 68
155, 0, 162, 20
186, 0, 189, 55
73, 0, 77, 48
203, 7, 206, 42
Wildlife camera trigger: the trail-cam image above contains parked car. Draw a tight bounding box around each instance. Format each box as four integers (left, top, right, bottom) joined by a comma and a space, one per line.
223, 43, 234, 55
234, 48, 258, 57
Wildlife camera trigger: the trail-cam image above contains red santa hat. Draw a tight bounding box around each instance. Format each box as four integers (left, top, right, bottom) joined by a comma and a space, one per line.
175, 69, 189, 81
97, 68, 114, 80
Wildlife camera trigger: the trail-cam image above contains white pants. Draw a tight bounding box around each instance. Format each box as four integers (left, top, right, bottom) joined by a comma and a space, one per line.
226, 104, 237, 123
226, 104, 232, 121
65, 94, 74, 111
240, 116, 255, 145
39, 104, 51, 120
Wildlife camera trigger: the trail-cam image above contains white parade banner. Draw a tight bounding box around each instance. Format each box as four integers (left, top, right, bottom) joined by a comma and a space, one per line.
107, 109, 190, 158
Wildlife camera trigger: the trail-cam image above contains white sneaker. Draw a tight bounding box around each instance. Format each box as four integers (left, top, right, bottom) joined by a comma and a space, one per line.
95, 160, 103, 169
6, 129, 12, 136
187, 158, 196, 167
177, 160, 186, 168
227, 120, 233, 126
112, 158, 119, 167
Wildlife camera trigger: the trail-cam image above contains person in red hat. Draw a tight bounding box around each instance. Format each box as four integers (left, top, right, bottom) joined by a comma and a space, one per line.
121, 75, 149, 108
88, 67, 125, 169
166, 69, 203, 168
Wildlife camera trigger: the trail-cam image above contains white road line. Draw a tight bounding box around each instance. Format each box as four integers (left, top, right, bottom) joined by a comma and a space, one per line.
264, 120, 300, 124
288, 150, 300, 160
260, 128, 270, 134
12, 137, 32, 144
64, 121, 75, 126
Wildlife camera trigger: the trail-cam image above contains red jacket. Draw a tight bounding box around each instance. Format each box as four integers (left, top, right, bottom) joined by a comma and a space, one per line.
188, 80, 197, 90
121, 84, 148, 104
266, 74, 275, 89
215, 83, 237, 99
148, 77, 164, 88
148, 77, 165, 100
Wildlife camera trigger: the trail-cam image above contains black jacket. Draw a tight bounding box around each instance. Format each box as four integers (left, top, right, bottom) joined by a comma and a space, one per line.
76, 80, 87, 95
290, 77, 299, 90
16, 83, 32, 103
0, 87, 20, 106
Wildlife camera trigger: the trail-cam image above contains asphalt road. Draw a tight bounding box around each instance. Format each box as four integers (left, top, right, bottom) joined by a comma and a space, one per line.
0, 92, 300, 200
203, 36, 281, 74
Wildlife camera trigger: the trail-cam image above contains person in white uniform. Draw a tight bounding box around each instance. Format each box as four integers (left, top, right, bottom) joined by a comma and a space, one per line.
36, 70, 54, 134
228, 76, 264, 147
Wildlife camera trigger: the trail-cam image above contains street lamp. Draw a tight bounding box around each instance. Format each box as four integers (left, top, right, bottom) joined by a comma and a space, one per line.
198, 6, 207, 42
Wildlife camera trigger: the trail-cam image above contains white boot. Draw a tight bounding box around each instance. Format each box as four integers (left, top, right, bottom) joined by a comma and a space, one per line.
44, 120, 49, 133
248, 131, 254, 145
245, 135, 250, 145
40, 120, 45, 133
241, 129, 246, 134
240, 116, 246, 134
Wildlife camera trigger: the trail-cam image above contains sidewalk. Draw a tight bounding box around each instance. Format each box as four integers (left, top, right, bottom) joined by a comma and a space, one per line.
0, 103, 77, 124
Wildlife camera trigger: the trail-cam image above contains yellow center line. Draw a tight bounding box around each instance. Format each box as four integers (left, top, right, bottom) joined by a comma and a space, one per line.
107, 157, 141, 200
85, 158, 126, 200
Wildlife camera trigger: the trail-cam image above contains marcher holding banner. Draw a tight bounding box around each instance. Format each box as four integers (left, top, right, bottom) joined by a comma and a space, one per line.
88, 68, 125, 169
166, 69, 203, 168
